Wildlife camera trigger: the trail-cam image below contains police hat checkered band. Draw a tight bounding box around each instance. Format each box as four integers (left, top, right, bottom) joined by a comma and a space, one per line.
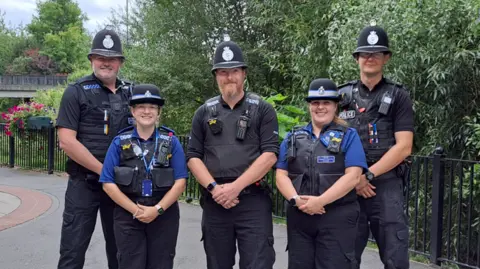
355, 45, 389, 50
214, 61, 245, 67
308, 89, 338, 98
131, 94, 162, 100
88, 49, 124, 58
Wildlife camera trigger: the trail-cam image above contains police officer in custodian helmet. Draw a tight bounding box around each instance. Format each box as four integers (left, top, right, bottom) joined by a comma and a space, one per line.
338, 22, 415, 269
187, 40, 279, 269
56, 28, 132, 269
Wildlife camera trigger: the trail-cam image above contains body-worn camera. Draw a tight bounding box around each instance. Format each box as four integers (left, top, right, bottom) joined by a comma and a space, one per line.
236, 115, 249, 140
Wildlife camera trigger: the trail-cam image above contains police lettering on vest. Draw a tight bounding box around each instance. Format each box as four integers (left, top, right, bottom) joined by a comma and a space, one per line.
338, 79, 403, 164
66, 75, 133, 176
286, 122, 357, 206
114, 126, 175, 198
202, 92, 262, 180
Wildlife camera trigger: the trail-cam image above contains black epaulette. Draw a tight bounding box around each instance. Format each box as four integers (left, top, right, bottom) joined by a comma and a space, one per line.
117, 126, 135, 135
338, 80, 358, 107
338, 80, 358, 89
159, 125, 175, 135
75, 75, 95, 85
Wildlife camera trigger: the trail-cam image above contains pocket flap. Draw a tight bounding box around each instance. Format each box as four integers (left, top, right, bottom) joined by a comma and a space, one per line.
114, 166, 135, 186
151, 168, 175, 188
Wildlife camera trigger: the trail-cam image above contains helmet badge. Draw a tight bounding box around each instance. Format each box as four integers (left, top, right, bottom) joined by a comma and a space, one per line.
367, 31, 379, 45
103, 35, 114, 49
144, 91, 152, 97
222, 46, 234, 61
318, 86, 325, 95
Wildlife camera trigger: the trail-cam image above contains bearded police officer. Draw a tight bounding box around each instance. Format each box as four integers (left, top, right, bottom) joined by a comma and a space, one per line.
56, 28, 133, 269
338, 22, 414, 269
187, 40, 279, 269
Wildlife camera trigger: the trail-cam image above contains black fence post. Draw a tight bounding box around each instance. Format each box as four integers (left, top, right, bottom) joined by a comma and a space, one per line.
47, 127, 55, 174
430, 146, 445, 265
8, 135, 14, 168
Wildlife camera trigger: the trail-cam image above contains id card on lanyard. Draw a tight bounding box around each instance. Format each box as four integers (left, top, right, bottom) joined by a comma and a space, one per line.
138, 130, 159, 197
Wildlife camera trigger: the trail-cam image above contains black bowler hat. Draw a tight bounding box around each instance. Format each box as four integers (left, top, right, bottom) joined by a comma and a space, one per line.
211, 40, 248, 72
305, 78, 340, 102
129, 84, 165, 107
88, 28, 124, 60
353, 23, 391, 57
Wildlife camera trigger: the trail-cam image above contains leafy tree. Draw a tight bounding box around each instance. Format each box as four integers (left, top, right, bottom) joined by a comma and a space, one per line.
326, 0, 480, 158
27, 0, 87, 43
0, 11, 28, 75
27, 0, 90, 74
41, 25, 90, 73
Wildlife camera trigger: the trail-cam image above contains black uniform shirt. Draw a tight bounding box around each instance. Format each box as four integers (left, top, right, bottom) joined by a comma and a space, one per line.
357, 78, 414, 133
56, 73, 127, 131
187, 92, 279, 164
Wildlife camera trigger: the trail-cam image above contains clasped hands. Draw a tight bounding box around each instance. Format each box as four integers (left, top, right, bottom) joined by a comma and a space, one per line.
297, 196, 327, 215
211, 183, 241, 209
133, 203, 159, 224
356, 175, 376, 198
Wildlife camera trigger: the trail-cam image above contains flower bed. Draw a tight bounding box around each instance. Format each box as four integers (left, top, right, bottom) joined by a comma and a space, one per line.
1, 102, 55, 136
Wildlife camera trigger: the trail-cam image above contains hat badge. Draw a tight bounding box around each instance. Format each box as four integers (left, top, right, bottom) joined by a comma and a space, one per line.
144, 90, 152, 97
367, 31, 379, 45
318, 86, 325, 95
103, 35, 114, 49
222, 46, 234, 62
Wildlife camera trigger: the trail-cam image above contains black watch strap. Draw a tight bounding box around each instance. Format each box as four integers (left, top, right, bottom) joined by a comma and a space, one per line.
365, 171, 375, 181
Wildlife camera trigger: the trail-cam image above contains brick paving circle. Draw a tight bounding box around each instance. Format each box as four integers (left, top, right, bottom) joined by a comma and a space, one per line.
0, 185, 52, 231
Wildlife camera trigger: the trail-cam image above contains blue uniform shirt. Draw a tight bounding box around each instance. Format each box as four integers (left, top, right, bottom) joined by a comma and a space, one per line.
276, 122, 368, 172
100, 127, 188, 183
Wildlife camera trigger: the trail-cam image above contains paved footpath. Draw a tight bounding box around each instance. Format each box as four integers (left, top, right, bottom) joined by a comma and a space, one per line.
0, 168, 436, 269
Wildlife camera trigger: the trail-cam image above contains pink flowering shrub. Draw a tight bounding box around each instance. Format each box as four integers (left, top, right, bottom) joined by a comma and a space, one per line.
1, 102, 53, 136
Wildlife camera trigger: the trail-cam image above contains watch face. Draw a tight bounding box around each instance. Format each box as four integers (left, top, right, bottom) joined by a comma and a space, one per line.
157, 207, 164, 215
207, 184, 214, 192
289, 198, 296, 206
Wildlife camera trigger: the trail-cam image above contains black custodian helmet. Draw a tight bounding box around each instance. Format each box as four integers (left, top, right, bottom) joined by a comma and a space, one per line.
88, 28, 124, 60
129, 84, 165, 107
353, 22, 391, 57
211, 40, 248, 72
305, 78, 340, 102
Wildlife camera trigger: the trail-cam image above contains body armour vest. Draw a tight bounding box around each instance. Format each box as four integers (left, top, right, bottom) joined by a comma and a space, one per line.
202, 92, 262, 180
287, 123, 357, 206
338, 79, 401, 163
113, 127, 175, 198
66, 75, 133, 176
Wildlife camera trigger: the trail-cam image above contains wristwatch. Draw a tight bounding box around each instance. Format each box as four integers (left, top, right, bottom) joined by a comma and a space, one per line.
364, 170, 375, 182
207, 181, 217, 192
155, 204, 164, 215
288, 195, 299, 207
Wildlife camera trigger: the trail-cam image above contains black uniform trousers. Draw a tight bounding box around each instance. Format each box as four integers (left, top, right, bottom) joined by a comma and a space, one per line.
201, 190, 275, 269
114, 199, 179, 269
58, 176, 118, 269
355, 176, 409, 269
286, 201, 359, 269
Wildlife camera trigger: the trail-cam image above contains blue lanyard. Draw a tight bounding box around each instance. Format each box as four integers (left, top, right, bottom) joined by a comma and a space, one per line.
136, 130, 159, 177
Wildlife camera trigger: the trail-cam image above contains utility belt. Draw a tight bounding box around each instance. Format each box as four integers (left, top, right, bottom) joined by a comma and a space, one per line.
201, 177, 271, 200
126, 193, 166, 206
70, 171, 100, 183
367, 161, 411, 195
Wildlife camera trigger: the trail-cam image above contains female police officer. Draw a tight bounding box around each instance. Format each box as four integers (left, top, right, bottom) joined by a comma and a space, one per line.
99, 84, 187, 269
276, 78, 368, 269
